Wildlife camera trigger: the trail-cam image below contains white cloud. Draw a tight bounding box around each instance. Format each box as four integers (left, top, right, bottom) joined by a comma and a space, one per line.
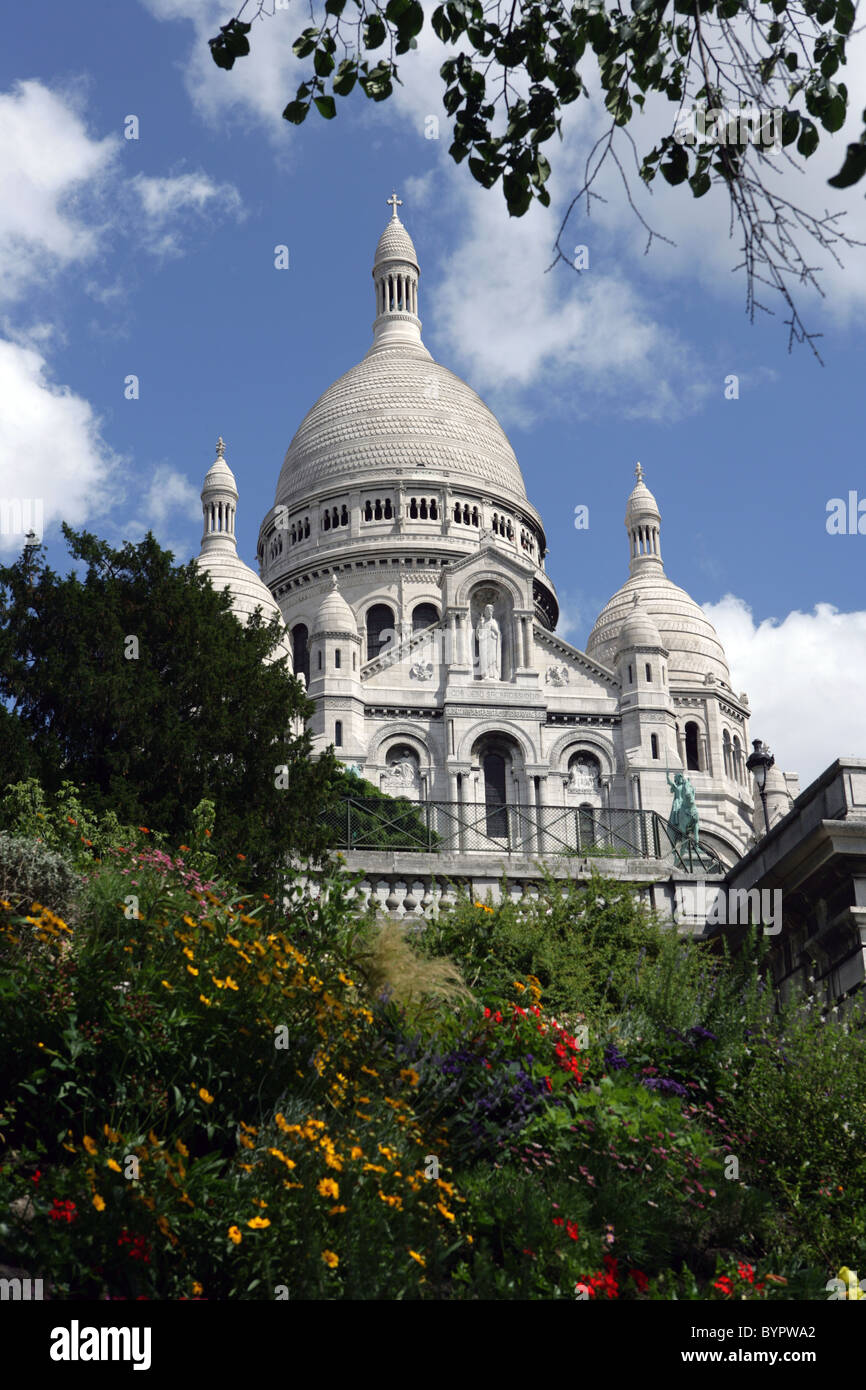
121, 463, 202, 558
132, 171, 243, 222
0, 80, 117, 303
130, 171, 244, 256
0, 336, 120, 554
702, 595, 866, 788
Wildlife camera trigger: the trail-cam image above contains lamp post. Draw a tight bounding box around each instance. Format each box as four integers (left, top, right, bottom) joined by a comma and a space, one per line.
746, 738, 775, 836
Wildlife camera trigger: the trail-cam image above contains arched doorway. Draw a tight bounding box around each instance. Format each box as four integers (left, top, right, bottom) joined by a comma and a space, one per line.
473, 733, 523, 844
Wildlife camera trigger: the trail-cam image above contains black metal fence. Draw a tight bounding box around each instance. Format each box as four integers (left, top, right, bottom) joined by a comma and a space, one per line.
323, 798, 724, 872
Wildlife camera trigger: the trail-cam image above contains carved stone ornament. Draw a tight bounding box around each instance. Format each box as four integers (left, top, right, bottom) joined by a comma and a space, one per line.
410, 660, 434, 681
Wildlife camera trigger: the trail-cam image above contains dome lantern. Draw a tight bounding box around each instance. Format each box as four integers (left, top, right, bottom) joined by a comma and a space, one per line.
195, 438, 292, 669
625, 462, 663, 576
370, 192, 422, 351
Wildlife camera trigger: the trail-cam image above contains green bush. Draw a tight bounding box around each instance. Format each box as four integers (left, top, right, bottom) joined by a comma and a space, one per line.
0, 832, 80, 921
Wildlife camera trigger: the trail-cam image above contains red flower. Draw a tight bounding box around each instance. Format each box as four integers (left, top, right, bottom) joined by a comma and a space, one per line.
544, 1076, 552, 1092
737, 1262, 755, 1283
49, 1198, 77, 1224
566, 1220, 579, 1241
713, 1276, 734, 1296
629, 1269, 649, 1293
30, 1170, 42, 1185
552, 1217, 564, 1227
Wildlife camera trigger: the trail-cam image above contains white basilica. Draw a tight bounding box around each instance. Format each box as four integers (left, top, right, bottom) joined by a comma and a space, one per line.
197, 198, 797, 868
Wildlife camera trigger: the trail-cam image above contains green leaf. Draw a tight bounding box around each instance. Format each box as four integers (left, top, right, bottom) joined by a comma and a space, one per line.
828, 140, 866, 188
823, 92, 847, 133
364, 14, 387, 48
325, 0, 347, 12
660, 141, 689, 185
797, 120, 819, 157
314, 48, 336, 77
835, 0, 855, 30
283, 100, 309, 125
314, 95, 337, 119
689, 169, 711, 197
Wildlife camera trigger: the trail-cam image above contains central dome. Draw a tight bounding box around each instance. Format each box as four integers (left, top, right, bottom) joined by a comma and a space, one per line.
275, 340, 530, 512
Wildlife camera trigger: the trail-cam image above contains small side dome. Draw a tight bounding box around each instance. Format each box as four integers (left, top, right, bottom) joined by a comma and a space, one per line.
311, 575, 358, 636
617, 594, 664, 651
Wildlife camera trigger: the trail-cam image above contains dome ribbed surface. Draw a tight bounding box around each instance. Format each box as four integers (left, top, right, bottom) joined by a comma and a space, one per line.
618, 605, 664, 650
275, 343, 530, 511
587, 575, 730, 685
374, 217, 418, 266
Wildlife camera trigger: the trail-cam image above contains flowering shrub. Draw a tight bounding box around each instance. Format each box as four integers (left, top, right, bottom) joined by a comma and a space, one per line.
1, 843, 862, 1300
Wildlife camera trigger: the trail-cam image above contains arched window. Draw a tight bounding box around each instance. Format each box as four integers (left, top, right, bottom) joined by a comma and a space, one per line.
412, 602, 438, 634
322, 511, 331, 531
645, 662, 651, 682
340, 505, 348, 526
723, 730, 732, 778
303, 518, 310, 538
685, 721, 700, 772
732, 735, 743, 783
409, 497, 418, 519
334, 720, 343, 748
335, 649, 341, 670
366, 603, 395, 662
430, 498, 438, 520
291, 624, 310, 685
651, 733, 659, 760
364, 500, 373, 521
482, 752, 508, 839
384, 498, 393, 519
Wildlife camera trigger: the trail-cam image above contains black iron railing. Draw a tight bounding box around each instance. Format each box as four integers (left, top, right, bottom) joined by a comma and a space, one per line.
324, 798, 725, 872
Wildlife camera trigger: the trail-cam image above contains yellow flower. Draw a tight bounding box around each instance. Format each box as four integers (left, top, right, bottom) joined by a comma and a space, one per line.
329, 1204, 348, 1215
192, 1281, 203, 1296
349, 1146, 364, 1161
318, 1177, 340, 1200
157, 1214, 171, 1236
187, 965, 199, 976
199, 994, 211, 1006
198, 1087, 214, 1104
513, 980, 526, 992
363, 1163, 386, 1174
225, 976, 239, 991
399, 1068, 420, 1086
107, 1158, 122, 1173
247, 1216, 271, 1229
409, 1250, 426, 1267
228, 1225, 242, 1245
436, 1202, 456, 1221
183, 947, 194, 960
103, 1124, 121, 1142
176, 1139, 189, 1157
82, 1135, 98, 1156
92, 1193, 106, 1211
321, 1249, 339, 1269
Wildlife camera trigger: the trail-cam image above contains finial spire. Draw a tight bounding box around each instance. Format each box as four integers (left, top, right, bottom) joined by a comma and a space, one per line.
330, 573, 339, 591
216, 436, 226, 459
386, 191, 402, 220
634, 461, 643, 483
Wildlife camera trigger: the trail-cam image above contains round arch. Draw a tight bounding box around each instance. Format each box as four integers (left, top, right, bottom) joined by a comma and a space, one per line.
456, 569, 525, 609
547, 730, 615, 779
457, 719, 538, 766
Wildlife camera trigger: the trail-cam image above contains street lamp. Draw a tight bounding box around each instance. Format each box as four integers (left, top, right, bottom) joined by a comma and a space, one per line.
746, 738, 775, 836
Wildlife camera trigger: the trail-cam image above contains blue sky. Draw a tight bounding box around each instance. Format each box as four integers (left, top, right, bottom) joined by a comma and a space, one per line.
2, 0, 866, 786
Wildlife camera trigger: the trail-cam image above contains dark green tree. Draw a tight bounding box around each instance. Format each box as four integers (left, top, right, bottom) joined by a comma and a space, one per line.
0, 525, 338, 882
210, 0, 866, 354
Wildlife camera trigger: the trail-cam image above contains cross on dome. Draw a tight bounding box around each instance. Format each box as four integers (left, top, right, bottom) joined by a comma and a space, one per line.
216, 436, 226, 458
386, 191, 403, 219
634, 461, 643, 482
